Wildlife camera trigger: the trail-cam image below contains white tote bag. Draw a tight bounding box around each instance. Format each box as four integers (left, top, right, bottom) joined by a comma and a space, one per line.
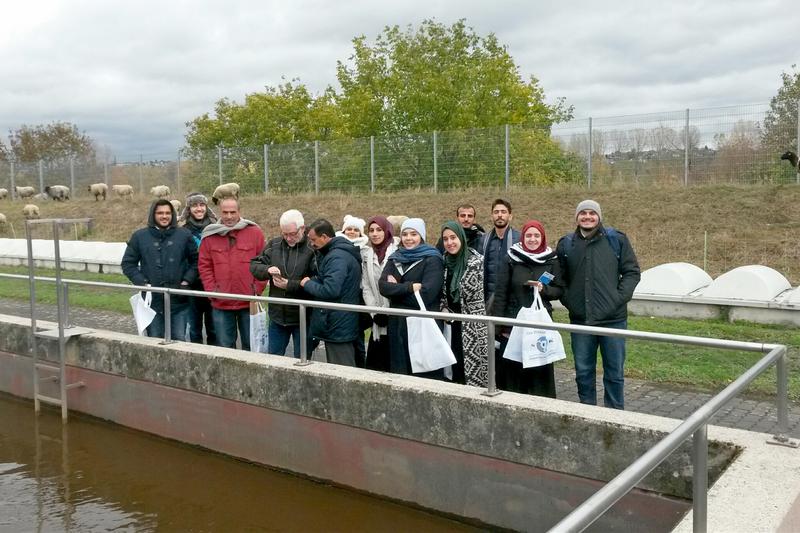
504, 289, 566, 368
130, 291, 157, 336
249, 302, 270, 353
407, 291, 457, 373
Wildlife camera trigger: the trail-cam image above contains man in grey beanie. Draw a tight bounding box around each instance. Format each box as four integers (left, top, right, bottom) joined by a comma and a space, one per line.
556, 199, 640, 410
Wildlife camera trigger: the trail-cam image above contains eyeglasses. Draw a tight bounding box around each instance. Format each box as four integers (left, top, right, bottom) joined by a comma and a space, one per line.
282, 227, 304, 239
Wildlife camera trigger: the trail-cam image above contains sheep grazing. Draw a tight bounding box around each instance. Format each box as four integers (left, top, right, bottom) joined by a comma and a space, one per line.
45, 185, 70, 201
112, 184, 134, 199
0, 188, 7, 200
212, 182, 240, 205
14, 186, 36, 199
0, 213, 6, 224
150, 185, 171, 199
88, 183, 108, 201
386, 215, 409, 236
170, 199, 182, 214
33, 192, 49, 201
780, 151, 799, 171
22, 204, 40, 220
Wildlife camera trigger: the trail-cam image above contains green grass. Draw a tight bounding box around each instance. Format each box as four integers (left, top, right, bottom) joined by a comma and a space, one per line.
1, 266, 797, 400
0, 266, 132, 314
551, 310, 800, 401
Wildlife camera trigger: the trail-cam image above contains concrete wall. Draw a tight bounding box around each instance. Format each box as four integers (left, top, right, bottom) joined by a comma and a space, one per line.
1, 314, 798, 531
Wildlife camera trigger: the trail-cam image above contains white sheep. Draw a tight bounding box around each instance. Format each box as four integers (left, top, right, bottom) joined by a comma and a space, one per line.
0, 213, 6, 224
87, 183, 108, 201
212, 182, 240, 205
169, 199, 182, 214
386, 215, 409, 236
112, 184, 134, 199
33, 192, 49, 201
0, 188, 7, 200
22, 204, 40, 220
150, 185, 171, 199
45, 185, 70, 201
14, 186, 36, 199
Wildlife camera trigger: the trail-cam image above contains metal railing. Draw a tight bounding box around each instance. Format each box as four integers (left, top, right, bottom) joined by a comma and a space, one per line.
0, 271, 793, 531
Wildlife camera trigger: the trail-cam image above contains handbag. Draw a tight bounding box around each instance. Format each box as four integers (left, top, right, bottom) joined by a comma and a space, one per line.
130, 291, 157, 336
407, 291, 457, 373
503, 289, 566, 368
249, 302, 269, 353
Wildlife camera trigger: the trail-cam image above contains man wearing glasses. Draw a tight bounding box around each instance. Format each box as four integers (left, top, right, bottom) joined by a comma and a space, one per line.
250, 209, 316, 357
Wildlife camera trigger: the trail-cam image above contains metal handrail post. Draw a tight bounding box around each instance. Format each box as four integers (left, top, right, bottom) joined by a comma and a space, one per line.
777, 351, 789, 435
26, 221, 40, 413
163, 290, 172, 343
692, 424, 708, 533
62, 284, 71, 328
296, 304, 311, 366
52, 220, 68, 420
482, 321, 501, 396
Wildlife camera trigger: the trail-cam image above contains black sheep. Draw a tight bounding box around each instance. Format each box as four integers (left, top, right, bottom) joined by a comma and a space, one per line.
780, 150, 799, 170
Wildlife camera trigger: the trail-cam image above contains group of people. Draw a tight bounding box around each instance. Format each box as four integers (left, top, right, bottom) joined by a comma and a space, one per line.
121, 194, 640, 410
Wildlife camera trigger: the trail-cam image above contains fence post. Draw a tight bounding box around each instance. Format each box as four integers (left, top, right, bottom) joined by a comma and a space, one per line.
684, 108, 690, 186
264, 143, 269, 194
103, 158, 109, 185
69, 157, 75, 196
138, 154, 144, 194
370, 136, 375, 193
796, 98, 799, 184
10, 159, 15, 200
692, 425, 708, 533
587, 118, 593, 189
504, 124, 510, 191
217, 145, 223, 185
176, 151, 182, 195
433, 130, 438, 193
314, 141, 320, 195
38, 159, 44, 193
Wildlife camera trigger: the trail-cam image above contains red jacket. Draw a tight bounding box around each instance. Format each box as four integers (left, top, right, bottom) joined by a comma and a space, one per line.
198, 224, 268, 310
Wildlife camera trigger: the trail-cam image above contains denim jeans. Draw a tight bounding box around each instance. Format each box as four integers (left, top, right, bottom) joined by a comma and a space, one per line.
570, 320, 627, 410
188, 296, 216, 345
268, 321, 301, 357
212, 308, 251, 350
146, 307, 190, 342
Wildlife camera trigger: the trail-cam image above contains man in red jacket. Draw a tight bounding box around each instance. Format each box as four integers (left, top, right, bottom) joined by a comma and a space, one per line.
198, 198, 267, 350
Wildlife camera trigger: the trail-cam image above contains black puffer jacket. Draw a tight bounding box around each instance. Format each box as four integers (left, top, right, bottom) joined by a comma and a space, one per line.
302, 236, 362, 343
555, 224, 640, 326
250, 236, 316, 326
121, 201, 198, 313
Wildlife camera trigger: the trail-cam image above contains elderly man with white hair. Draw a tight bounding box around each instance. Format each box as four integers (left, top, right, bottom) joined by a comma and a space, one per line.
250, 209, 317, 357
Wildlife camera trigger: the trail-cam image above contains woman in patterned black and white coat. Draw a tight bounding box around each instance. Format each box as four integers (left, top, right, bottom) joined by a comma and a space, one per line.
440, 221, 488, 387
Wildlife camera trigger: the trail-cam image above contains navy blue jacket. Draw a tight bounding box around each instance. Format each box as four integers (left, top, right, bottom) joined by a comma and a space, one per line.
303, 236, 362, 343
121, 202, 198, 313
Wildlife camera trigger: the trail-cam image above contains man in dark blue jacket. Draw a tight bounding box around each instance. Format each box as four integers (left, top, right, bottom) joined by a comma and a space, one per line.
121, 199, 198, 341
482, 198, 520, 305
300, 219, 362, 367
556, 200, 640, 410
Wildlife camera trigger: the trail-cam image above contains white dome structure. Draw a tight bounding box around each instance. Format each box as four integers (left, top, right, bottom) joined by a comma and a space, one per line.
634, 262, 712, 296
699, 265, 791, 301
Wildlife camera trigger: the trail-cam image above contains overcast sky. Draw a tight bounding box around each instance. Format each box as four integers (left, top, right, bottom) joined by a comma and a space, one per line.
2, 0, 797, 159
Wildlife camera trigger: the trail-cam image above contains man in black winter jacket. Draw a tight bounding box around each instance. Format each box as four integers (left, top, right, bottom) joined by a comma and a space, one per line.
300, 219, 362, 367
250, 209, 316, 357
121, 199, 198, 341
556, 200, 640, 410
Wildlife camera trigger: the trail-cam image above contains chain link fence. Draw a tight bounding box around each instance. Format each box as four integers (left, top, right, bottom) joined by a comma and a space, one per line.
2, 102, 798, 199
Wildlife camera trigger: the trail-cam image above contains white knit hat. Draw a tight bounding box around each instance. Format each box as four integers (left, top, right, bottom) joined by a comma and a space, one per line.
342, 214, 366, 234
400, 217, 426, 241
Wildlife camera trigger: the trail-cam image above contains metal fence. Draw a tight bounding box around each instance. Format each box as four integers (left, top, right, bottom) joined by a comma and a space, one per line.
2, 102, 799, 198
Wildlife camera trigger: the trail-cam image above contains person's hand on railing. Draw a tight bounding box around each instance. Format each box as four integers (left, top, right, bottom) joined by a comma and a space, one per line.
411, 282, 422, 293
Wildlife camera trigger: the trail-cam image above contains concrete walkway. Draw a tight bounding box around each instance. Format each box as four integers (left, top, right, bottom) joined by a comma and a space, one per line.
4, 297, 799, 439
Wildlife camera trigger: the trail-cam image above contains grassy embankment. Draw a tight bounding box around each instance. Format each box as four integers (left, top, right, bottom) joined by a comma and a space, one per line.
0, 183, 798, 399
